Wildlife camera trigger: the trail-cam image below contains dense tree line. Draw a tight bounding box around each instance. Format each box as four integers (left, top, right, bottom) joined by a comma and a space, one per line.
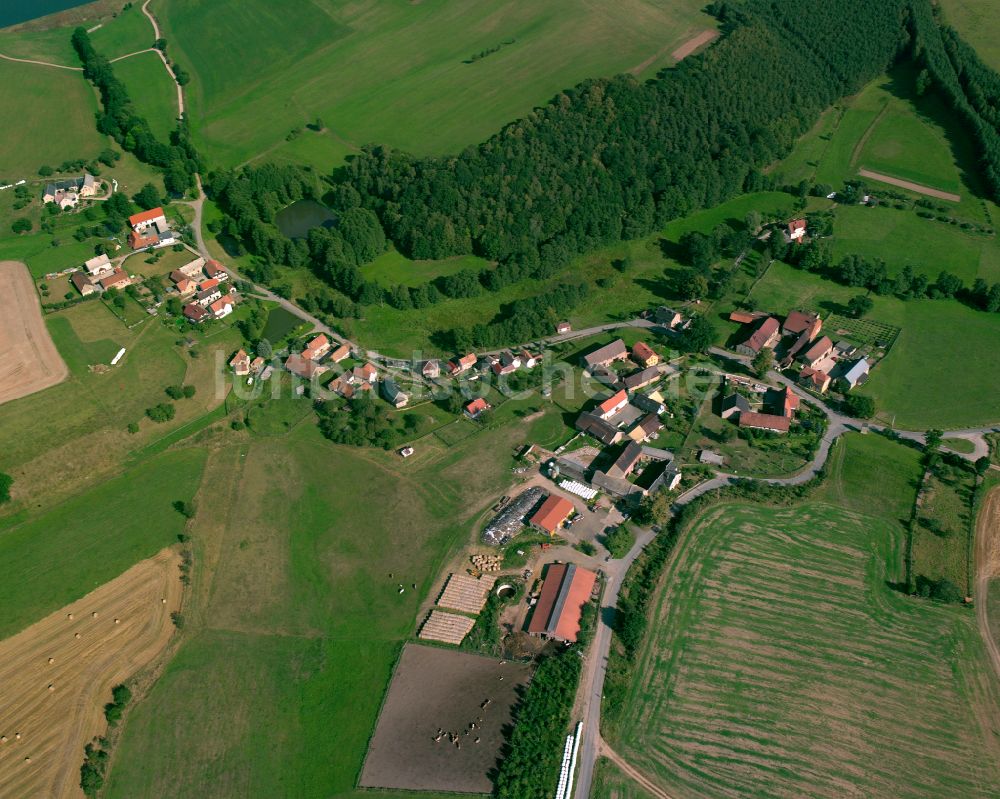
329, 0, 908, 267
494, 647, 582, 799
71, 28, 200, 194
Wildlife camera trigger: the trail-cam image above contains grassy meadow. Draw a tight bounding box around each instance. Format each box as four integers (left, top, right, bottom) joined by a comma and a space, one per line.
112, 50, 179, 141
940, 0, 1000, 72
103, 403, 554, 798
607, 433, 1000, 798
591, 757, 655, 799
0, 447, 205, 639
0, 60, 104, 178
159, 0, 715, 168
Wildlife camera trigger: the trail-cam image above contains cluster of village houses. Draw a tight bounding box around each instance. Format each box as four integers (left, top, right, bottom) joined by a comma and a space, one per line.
730, 308, 871, 397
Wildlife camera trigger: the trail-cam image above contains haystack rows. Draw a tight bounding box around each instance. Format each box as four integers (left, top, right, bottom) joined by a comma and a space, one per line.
0, 548, 181, 799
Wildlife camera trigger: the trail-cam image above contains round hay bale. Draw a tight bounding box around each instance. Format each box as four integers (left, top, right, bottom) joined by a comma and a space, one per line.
74, 633, 81, 639
15, 733, 21, 740
1, 735, 7, 743
47, 684, 54, 692
47, 657, 54, 665
67, 613, 74, 620
161, 598, 167, 604
24, 756, 30, 763
91, 612, 98, 618
114, 618, 120, 624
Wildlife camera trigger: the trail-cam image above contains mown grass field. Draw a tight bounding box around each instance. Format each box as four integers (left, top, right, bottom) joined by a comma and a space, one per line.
609, 433, 1000, 798
742, 260, 1000, 428
160, 0, 715, 168
941, 0, 1000, 72
103, 403, 555, 798
112, 49, 179, 141
591, 757, 654, 799
362, 248, 492, 288
0, 447, 205, 639
0, 60, 104, 177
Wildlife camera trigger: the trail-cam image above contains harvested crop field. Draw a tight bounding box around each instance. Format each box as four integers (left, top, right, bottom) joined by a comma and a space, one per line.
0, 549, 181, 799
360, 643, 533, 793
613, 502, 1000, 798
0, 261, 68, 405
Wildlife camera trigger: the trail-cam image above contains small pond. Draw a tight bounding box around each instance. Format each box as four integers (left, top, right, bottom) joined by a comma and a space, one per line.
262, 307, 308, 343
275, 199, 336, 239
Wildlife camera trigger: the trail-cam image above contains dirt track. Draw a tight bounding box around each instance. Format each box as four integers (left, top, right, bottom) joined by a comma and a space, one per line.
975, 486, 1000, 681
857, 169, 962, 202
0, 549, 181, 799
0, 261, 68, 406
671, 30, 718, 62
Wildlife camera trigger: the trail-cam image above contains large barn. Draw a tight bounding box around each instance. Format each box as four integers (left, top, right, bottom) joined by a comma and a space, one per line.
527, 563, 597, 643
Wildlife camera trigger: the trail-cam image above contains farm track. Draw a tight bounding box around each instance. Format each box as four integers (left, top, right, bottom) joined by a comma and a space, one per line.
858, 168, 961, 202
0, 52, 80, 70
670, 29, 718, 62
600, 741, 675, 799
0, 549, 181, 799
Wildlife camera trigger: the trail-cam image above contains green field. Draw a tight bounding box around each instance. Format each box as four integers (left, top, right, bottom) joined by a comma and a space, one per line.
742, 260, 1000, 428
0, 447, 205, 639
103, 402, 552, 798
112, 50, 178, 141
941, 0, 1000, 72
608, 433, 1000, 798
591, 757, 655, 799
0, 60, 105, 177
362, 248, 492, 288
160, 0, 715, 168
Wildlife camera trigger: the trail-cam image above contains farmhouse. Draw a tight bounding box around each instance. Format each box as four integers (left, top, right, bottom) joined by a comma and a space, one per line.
169, 271, 197, 295
448, 353, 477, 375
464, 397, 491, 419
205, 260, 228, 281
798, 335, 834, 369
596, 389, 628, 420
303, 334, 331, 361
589, 365, 623, 390
654, 306, 684, 328
177, 258, 206, 278
628, 413, 663, 443
799, 366, 831, 393
769, 386, 800, 417
729, 309, 768, 324
84, 253, 111, 276
43, 173, 96, 208
623, 365, 663, 391
720, 392, 751, 420
209, 295, 236, 319
631, 341, 659, 367
529, 494, 575, 535
229, 349, 251, 376
607, 441, 643, 478
582, 339, 628, 371
575, 411, 623, 445
98, 269, 131, 292
196, 287, 222, 307
382, 378, 409, 408
782, 310, 821, 339
421, 359, 441, 378
527, 563, 597, 643
127, 207, 176, 250
632, 391, 666, 415
71, 271, 98, 295
739, 411, 790, 433
841, 358, 870, 389
183, 303, 208, 323
491, 350, 521, 376
787, 218, 807, 243
284, 353, 328, 380
352, 362, 378, 384
556, 321, 572, 334
735, 317, 780, 356
330, 344, 351, 363
520, 349, 540, 368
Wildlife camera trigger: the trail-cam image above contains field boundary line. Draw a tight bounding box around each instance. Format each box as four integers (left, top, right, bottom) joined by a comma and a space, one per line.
850, 98, 889, 168
0, 51, 82, 71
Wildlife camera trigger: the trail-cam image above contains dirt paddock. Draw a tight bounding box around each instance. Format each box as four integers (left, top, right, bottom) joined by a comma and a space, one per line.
360, 643, 533, 793
0, 261, 68, 406
0, 549, 182, 799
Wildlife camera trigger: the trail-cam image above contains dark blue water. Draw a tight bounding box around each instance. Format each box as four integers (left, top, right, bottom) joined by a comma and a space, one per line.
0, 0, 92, 29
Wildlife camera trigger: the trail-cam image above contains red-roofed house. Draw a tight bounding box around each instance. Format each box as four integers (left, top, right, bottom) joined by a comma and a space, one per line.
330, 344, 351, 363
735, 317, 780, 357
729, 310, 767, 324
199, 278, 220, 293
798, 335, 834, 369
98, 268, 131, 292
597, 389, 628, 420
529, 494, 575, 535
782, 310, 821, 340
284, 353, 328, 380
449, 353, 477, 375
183, 303, 208, 323
129, 229, 159, 250
527, 563, 597, 643
206, 260, 228, 281
787, 218, 807, 243
422, 359, 442, 378
464, 397, 491, 420
779, 386, 800, 417
556, 321, 572, 334
631, 341, 659, 368
799, 366, 831, 393
302, 334, 331, 361
739, 412, 790, 433
230, 349, 250, 376
210, 294, 235, 319
128, 207, 166, 230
